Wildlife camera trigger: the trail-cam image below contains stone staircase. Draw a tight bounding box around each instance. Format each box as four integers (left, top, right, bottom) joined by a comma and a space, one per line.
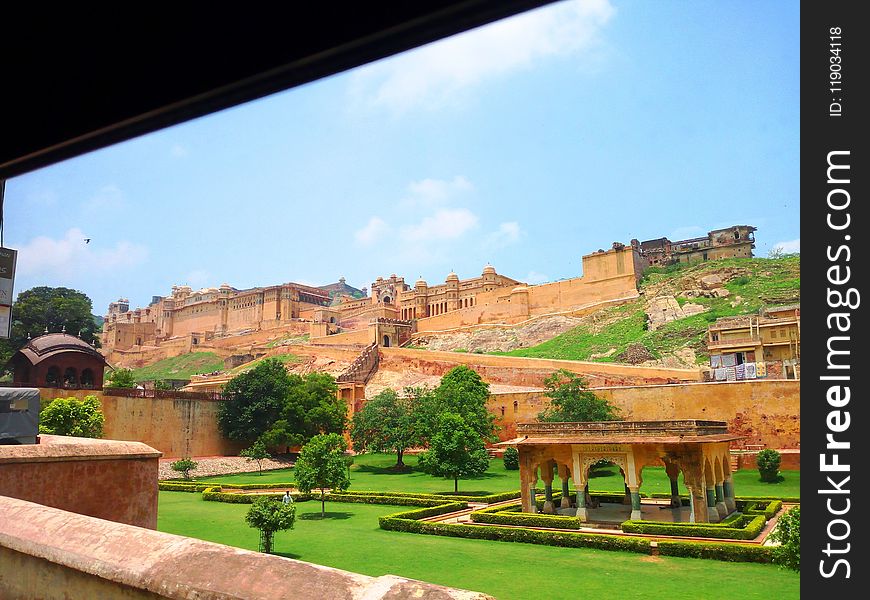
336, 342, 379, 384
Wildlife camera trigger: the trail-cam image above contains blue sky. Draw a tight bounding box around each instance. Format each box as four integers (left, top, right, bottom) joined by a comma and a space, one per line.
6, 0, 799, 315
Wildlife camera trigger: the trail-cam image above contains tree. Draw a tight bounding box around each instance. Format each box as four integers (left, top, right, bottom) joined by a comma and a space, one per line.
294, 433, 350, 518
38, 395, 105, 438
106, 368, 137, 388
0, 286, 102, 368
153, 379, 174, 391
502, 446, 519, 470
416, 366, 495, 443
240, 440, 272, 475
537, 369, 621, 422
418, 412, 490, 493
170, 457, 198, 479
756, 449, 782, 482
350, 388, 418, 468
218, 359, 293, 443
770, 505, 800, 571
264, 372, 346, 447
245, 496, 296, 554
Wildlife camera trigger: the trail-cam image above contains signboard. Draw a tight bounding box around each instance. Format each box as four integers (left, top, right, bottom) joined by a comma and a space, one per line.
0, 247, 16, 338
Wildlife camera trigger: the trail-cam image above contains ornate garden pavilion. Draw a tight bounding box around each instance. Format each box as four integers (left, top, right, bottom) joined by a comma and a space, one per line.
513, 420, 742, 523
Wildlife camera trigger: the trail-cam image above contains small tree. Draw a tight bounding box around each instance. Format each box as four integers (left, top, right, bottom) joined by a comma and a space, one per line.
170, 457, 198, 480
756, 449, 782, 482
153, 379, 174, 391
106, 368, 137, 388
294, 433, 350, 518
350, 388, 418, 469
245, 496, 296, 554
240, 440, 272, 475
38, 395, 105, 438
418, 412, 490, 493
502, 446, 519, 470
537, 369, 621, 422
770, 505, 800, 571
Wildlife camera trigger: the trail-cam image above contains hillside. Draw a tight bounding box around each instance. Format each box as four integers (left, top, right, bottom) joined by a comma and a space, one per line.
416, 256, 799, 368
129, 352, 226, 382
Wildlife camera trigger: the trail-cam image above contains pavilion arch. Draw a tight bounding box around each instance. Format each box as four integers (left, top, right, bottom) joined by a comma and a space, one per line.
46, 366, 61, 387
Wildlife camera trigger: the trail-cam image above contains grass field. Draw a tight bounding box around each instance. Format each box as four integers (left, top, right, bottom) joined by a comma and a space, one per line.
157, 491, 799, 599
191, 453, 800, 499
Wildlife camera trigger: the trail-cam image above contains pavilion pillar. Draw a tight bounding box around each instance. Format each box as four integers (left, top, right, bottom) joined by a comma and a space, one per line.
715, 482, 728, 519
705, 486, 720, 522
664, 460, 682, 508
575, 482, 587, 521
687, 486, 708, 523
519, 452, 538, 514
628, 486, 642, 521
723, 476, 737, 512
558, 464, 572, 509
541, 461, 555, 514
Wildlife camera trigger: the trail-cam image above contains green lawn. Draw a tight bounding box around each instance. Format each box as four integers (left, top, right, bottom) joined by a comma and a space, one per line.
158, 492, 799, 599
192, 453, 800, 499
130, 352, 225, 381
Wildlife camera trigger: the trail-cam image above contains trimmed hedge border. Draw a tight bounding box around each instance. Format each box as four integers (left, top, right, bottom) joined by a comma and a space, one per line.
380, 516, 651, 554
739, 500, 783, 519
657, 540, 773, 563
621, 515, 766, 540
158, 482, 213, 492
471, 510, 580, 530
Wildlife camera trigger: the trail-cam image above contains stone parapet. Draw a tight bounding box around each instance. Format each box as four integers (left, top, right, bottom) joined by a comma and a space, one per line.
0, 495, 492, 600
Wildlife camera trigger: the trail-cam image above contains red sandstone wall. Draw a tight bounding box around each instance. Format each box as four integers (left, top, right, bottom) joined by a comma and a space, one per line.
0, 436, 160, 529
487, 379, 800, 449
378, 348, 701, 387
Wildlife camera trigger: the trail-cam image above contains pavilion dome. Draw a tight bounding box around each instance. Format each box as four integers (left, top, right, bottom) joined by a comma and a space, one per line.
482, 264, 496, 275
446, 271, 459, 282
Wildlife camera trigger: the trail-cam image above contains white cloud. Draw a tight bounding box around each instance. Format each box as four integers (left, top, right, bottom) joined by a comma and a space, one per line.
400, 176, 473, 208
526, 271, 550, 285
170, 144, 190, 158
354, 217, 391, 245
83, 184, 125, 212
485, 221, 523, 249
771, 239, 800, 254
16, 228, 148, 278
349, 0, 615, 112
400, 208, 479, 242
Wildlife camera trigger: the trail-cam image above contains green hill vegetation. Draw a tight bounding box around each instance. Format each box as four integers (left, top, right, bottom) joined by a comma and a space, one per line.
130, 352, 226, 382
495, 255, 799, 365
227, 352, 302, 376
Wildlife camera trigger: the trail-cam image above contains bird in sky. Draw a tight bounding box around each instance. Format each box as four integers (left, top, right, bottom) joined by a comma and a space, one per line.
84, 238, 91, 244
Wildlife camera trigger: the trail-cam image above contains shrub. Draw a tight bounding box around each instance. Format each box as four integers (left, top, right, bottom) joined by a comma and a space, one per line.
657, 541, 773, 563
620, 515, 766, 540
38, 395, 105, 438
170, 457, 198, 480
756, 449, 782, 482
502, 447, 519, 470
769, 505, 800, 571
471, 509, 580, 530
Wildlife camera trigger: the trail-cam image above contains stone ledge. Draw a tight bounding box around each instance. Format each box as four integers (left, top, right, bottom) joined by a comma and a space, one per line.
0, 495, 492, 600
0, 434, 162, 464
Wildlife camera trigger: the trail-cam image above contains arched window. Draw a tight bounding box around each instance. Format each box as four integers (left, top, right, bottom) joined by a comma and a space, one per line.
382, 335, 391, 347
80, 368, 95, 389
46, 366, 61, 387
63, 367, 78, 387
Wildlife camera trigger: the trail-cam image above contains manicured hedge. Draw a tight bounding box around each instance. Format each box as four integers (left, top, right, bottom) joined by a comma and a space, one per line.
324, 493, 451, 507
201, 486, 313, 504
739, 499, 783, 519
471, 510, 581, 530
381, 517, 651, 554
331, 489, 522, 503
620, 515, 766, 540
158, 482, 213, 492
657, 540, 773, 563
